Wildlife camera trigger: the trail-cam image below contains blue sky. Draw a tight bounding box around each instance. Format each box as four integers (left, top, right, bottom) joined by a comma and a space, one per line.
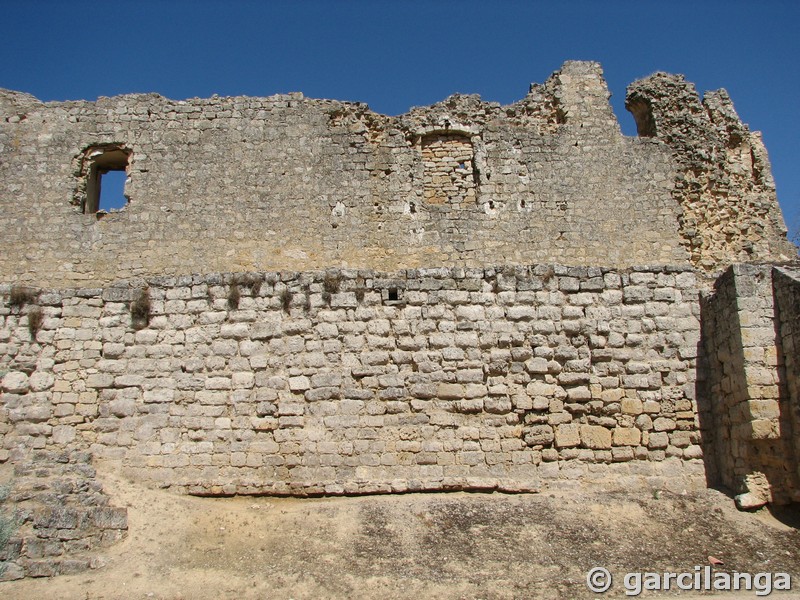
2, 0, 798, 241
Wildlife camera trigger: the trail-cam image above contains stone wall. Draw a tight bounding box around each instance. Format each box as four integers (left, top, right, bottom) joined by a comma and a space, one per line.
0, 450, 127, 580
626, 76, 795, 271
2, 59, 799, 581
1, 265, 706, 497
2, 60, 772, 289
772, 268, 800, 500
701, 265, 800, 507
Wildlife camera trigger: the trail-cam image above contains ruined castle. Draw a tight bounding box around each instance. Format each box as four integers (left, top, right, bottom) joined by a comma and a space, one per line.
1, 61, 798, 579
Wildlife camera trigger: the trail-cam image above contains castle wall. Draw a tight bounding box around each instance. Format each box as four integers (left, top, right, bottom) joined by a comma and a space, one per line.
1, 265, 706, 497
772, 268, 800, 499
626, 76, 795, 271
1, 60, 798, 581
0, 62, 693, 288
701, 265, 800, 506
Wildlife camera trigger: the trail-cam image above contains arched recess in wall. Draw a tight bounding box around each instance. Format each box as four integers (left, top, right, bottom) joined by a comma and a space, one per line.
420, 132, 478, 207
625, 98, 656, 138
72, 144, 133, 215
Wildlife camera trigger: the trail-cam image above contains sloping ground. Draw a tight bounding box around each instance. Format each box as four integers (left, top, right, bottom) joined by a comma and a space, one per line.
2, 469, 799, 599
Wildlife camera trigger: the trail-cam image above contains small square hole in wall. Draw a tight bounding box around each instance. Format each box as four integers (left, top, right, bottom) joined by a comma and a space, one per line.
388, 287, 399, 301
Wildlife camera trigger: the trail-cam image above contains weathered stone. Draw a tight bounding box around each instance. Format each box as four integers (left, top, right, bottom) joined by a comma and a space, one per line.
580, 425, 612, 450
612, 427, 641, 447
437, 383, 465, 400
735, 492, 768, 511
288, 376, 310, 391
1, 62, 799, 579
91, 507, 128, 530
555, 424, 580, 448
2, 372, 29, 394
524, 425, 554, 447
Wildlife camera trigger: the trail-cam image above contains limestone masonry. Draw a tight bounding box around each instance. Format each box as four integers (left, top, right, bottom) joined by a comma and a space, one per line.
0, 61, 798, 579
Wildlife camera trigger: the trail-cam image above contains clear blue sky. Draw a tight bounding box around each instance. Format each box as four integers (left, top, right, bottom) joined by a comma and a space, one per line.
2, 1, 798, 241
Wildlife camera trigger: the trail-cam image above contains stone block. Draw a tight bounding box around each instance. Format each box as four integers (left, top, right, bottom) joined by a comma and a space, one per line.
747, 399, 779, 421
86, 374, 115, 389
2, 372, 29, 394
612, 427, 641, 446
580, 425, 611, 450
749, 419, 777, 440
91, 507, 128, 529
555, 424, 580, 448
566, 386, 591, 401
648, 432, 669, 449
653, 417, 676, 432
524, 425, 554, 446
288, 376, 310, 391
620, 397, 643, 414
437, 383, 465, 399
484, 397, 511, 414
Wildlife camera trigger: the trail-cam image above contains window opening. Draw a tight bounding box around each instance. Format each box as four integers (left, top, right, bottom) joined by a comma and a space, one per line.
626, 98, 656, 138
82, 147, 131, 214
99, 170, 128, 211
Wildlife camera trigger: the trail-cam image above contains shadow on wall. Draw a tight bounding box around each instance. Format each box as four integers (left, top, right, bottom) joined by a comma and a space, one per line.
693, 333, 717, 493
700, 265, 800, 509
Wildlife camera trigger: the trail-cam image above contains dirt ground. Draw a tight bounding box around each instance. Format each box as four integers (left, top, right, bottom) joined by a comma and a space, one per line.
2, 469, 799, 599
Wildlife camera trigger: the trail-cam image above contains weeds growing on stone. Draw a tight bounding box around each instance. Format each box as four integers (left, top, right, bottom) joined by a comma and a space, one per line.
8, 286, 37, 310
130, 288, 151, 329
227, 284, 241, 310
280, 289, 292, 314
323, 273, 341, 294
27, 307, 43, 339
235, 273, 263, 296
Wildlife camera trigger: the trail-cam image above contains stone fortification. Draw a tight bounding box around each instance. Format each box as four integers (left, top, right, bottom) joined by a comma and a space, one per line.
701, 265, 800, 507
1, 265, 705, 498
627, 75, 794, 270
0, 61, 792, 289
1, 61, 798, 580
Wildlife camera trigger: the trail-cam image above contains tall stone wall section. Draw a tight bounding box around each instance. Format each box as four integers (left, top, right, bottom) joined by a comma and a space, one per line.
1, 60, 799, 581
0, 61, 729, 288
0, 450, 127, 580
626, 75, 795, 272
702, 265, 800, 507
772, 268, 800, 500
1, 265, 706, 498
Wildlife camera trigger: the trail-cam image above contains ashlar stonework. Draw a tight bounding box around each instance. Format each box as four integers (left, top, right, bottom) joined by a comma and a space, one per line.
0, 61, 798, 580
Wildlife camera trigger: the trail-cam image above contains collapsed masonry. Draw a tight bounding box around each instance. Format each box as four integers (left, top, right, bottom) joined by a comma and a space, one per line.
0, 61, 798, 579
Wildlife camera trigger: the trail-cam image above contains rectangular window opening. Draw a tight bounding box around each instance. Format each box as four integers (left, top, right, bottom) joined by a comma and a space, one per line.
84, 148, 131, 214
98, 170, 128, 212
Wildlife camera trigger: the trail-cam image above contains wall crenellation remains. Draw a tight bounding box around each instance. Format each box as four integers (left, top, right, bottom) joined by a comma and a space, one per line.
1, 61, 799, 580
0, 61, 794, 290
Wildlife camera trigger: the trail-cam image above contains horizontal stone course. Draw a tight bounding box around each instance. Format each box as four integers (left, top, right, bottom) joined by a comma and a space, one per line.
2, 264, 704, 500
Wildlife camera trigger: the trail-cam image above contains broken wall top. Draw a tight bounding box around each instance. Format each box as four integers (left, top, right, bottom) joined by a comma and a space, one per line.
0, 61, 793, 288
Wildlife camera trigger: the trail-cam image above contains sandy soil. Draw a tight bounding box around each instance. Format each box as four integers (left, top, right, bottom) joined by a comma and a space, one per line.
2, 468, 799, 599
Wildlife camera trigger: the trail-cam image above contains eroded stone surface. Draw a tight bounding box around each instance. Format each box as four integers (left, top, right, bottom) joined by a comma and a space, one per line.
0, 62, 713, 288
1, 61, 799, 582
